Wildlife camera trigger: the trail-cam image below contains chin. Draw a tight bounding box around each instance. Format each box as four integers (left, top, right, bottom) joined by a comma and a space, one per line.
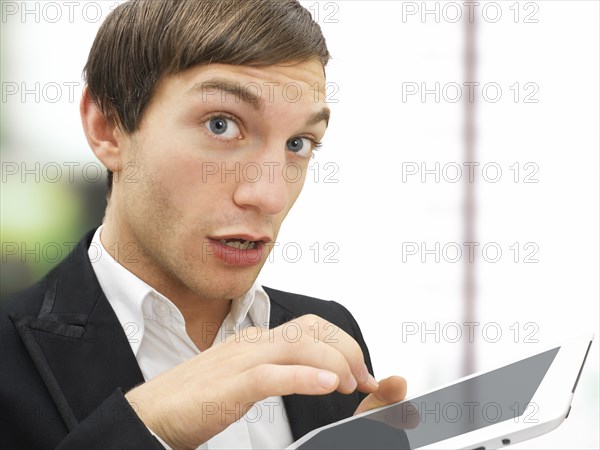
175, 246, 266, 299
188, 271, 260, 301
198, 284, 254, 301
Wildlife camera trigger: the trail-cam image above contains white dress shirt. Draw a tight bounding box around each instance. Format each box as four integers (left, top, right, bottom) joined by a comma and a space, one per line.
88, 225, 294, 449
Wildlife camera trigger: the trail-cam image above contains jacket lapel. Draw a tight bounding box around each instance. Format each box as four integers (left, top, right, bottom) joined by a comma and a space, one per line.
10, 229, 144, 431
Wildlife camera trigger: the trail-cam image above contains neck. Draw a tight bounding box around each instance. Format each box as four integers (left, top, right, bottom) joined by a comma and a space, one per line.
100, 207, 231, 351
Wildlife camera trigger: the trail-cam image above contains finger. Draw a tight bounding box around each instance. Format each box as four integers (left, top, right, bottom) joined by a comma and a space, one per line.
353, 376, 407, 416
356, 373, 380, 394
210, 324, 360, 393
242, 364, 340, 401
254, 334, 358, 393
279, 315, 377, 390
216, 316, 376, 393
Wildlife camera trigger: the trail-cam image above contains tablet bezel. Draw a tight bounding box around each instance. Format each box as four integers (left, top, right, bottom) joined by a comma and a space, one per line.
420, 332, 593, 449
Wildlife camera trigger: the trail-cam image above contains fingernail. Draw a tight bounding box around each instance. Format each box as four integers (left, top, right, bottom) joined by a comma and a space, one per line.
367, 374, 379, 388
359, 365, 370, 384
347, 376, 358, 392
317, 371, 338, 389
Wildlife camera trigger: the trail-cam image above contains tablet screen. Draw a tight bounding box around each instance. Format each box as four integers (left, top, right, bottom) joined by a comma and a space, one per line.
297, 347, 560, 449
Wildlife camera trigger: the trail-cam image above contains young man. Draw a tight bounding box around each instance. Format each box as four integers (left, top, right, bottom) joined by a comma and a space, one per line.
1, 1, 407, 448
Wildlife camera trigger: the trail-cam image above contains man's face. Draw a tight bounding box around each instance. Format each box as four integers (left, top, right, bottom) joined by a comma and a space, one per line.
111, 59, 328, 301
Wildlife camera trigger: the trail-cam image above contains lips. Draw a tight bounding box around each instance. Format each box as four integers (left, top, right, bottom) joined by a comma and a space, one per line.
207, 234, 271, 266
210, 232, 271, 242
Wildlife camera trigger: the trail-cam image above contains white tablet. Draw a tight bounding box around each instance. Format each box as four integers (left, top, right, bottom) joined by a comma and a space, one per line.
287, 333, 594, 450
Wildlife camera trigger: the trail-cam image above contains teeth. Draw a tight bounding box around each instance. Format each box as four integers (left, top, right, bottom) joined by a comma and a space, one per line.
220, 239, 257, 250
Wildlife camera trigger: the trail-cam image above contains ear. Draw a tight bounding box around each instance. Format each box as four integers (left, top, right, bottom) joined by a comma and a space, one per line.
80, 86, 125, 175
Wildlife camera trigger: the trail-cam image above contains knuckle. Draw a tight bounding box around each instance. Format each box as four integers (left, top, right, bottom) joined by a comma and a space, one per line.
291, 366, 302, 388
249, 365, 270, 394
297, 331, 313, 345
299, 313, 321, 325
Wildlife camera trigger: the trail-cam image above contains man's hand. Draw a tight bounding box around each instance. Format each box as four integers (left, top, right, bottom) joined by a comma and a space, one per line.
353, 376, 407, 416
124, 314, 380, 450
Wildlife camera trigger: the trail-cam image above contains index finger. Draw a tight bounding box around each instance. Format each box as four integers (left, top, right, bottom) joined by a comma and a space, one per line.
275, 314, 377, 390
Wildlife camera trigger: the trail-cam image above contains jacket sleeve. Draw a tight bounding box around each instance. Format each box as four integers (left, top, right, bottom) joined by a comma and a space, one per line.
55, 388, 166, 450
0, 298, 165, 450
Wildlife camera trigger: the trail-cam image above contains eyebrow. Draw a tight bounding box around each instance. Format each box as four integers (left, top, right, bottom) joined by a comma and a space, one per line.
189, 78, 263, 111
187, 77, 330, 127
307, 108, 330, 127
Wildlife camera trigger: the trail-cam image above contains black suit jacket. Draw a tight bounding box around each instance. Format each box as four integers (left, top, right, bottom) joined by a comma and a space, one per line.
1, 229, 375, 449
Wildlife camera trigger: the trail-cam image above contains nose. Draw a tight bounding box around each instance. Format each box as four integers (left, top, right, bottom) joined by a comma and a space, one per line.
232, 151, 293, 216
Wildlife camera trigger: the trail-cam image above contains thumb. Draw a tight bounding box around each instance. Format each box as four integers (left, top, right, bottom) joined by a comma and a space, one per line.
353, 376, 407, 416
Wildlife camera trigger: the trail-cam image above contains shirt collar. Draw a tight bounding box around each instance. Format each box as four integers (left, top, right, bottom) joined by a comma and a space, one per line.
88, 225, 270, 355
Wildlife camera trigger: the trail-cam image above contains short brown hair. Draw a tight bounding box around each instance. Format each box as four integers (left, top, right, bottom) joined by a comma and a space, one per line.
83, 0, 330, 197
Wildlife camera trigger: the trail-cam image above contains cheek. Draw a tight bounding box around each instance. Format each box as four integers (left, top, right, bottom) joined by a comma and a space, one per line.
138, 148, 228, 219
279, 162, 309, 217
194, 164, 234, 212
289, 168, 307, 199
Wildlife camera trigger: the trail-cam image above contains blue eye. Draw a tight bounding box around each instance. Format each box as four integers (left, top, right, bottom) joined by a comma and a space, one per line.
286, 138, 304, 153
286, 137, 316, 157
204, 115, 241, 139
209, 117, 227, 134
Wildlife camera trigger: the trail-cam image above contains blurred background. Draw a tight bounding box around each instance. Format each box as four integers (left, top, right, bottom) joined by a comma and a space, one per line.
1, 1, 598, 448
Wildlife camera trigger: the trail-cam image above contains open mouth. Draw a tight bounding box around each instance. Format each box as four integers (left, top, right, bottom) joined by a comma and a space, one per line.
208, 235, 267, 266
219, 238, 260, 250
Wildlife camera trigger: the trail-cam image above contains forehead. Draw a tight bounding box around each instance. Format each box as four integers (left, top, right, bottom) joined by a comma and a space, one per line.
189, 60, 326, 87
157, 59, 328, 107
